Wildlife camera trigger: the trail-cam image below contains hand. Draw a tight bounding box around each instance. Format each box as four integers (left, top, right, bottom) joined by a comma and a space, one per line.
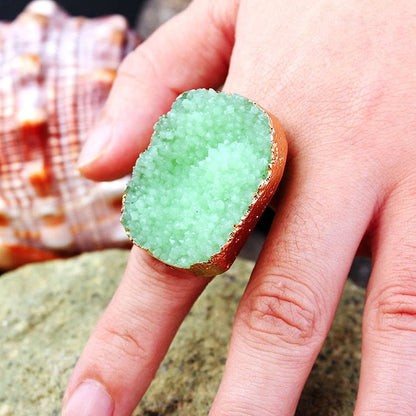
62, 1, 416, 415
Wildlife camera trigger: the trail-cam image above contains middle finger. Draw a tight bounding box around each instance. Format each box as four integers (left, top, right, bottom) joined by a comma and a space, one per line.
210, 160, 376, 415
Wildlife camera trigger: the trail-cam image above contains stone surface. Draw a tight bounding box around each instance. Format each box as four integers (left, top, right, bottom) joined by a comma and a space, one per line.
0, 249, 364, 415
137, 0, 191, 38
0, 250, 129, 416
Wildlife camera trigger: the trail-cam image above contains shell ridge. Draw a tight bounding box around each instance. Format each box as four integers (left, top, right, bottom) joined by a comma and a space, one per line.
0, 1, 139, 268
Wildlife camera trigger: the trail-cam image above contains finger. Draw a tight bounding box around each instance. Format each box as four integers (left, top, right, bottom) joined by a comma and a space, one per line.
209, 158, 376, 415
62, 246, 210, 416
355, 179, 416, 414
78, 0, 238, 181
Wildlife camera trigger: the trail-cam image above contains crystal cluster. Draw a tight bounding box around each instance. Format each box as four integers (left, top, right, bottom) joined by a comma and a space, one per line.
122, 89, 273, 270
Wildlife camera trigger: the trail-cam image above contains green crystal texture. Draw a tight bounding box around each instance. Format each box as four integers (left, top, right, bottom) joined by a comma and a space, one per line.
121, 89, 272, 268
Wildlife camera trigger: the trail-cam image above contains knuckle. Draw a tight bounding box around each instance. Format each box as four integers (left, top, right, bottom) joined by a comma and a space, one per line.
97, 323, 149, 363
116, 41, 169, 92
367, 277, 416, 334
120, 44, 182, 97
239, 273, 325, 349
117, 46, 152, 81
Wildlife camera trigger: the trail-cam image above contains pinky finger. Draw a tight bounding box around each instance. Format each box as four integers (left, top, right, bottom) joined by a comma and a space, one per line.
356, 182, 416, 415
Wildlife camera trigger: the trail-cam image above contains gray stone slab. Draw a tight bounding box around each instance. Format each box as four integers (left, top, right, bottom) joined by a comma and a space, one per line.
0, 249, 363, 415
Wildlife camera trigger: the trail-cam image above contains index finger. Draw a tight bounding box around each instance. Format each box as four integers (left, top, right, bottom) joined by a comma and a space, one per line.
62, 246, 209, 416
78, 0, 238, 181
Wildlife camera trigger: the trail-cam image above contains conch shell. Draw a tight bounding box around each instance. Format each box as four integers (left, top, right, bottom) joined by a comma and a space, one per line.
0, 1, 139, 269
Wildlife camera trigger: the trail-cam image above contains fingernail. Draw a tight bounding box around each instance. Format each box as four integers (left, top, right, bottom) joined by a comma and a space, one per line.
78, 123, 112, 168
62, 380, 114, 416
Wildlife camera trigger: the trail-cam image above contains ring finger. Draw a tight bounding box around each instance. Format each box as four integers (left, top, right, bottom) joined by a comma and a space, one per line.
356, 178, 416, 415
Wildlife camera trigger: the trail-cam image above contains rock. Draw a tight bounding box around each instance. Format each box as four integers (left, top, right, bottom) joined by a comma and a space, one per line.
136, 0, 191, 39
0, 249, 130, 416
0, 249, 363, 415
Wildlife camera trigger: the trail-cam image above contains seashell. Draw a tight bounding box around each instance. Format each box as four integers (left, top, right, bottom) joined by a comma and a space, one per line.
0, 0, 139, 269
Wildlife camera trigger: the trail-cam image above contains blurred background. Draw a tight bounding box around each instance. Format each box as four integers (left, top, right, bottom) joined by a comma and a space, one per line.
0, 0, 144, 25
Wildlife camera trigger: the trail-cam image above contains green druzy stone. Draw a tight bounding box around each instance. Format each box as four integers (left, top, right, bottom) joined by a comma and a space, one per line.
121, 89, 273, 270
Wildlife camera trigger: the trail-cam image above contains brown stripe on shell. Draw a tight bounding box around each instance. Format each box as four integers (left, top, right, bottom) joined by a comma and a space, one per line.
0, 1, 140, 269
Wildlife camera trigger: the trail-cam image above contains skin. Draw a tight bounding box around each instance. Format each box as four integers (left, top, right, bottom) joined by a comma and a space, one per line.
62, 0, 416, 415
